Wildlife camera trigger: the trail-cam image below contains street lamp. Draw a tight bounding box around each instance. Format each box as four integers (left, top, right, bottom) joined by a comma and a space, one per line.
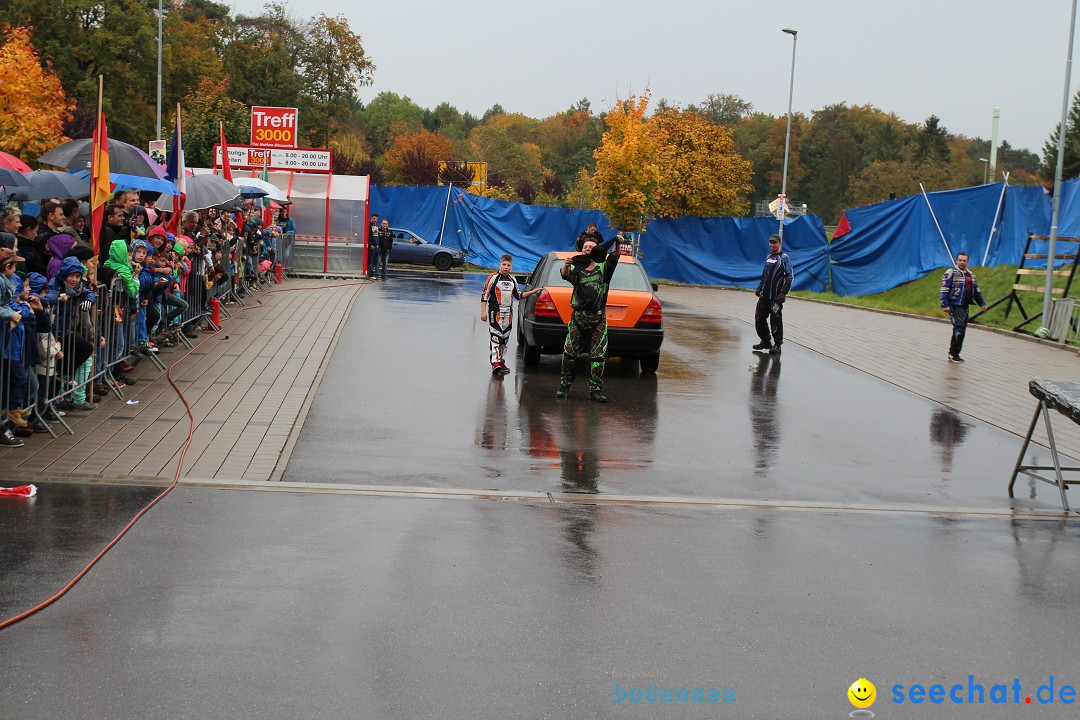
1044, 0, 1078, 330
778, 27, 798, 241
979, 158, 989, 184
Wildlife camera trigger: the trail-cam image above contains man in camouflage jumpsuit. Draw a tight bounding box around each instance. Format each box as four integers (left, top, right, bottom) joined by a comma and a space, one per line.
556, 235, 621, 403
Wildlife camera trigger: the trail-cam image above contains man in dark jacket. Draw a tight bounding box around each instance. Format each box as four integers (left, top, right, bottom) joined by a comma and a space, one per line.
939, 251, 987, 363
556, 236, 621, 402
753, 234, 794, 355
376, 219, 394, 280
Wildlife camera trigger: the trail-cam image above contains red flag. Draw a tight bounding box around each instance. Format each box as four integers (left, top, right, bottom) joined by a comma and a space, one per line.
219, 122, 234, 183
833, 212, 851, 241
90, 111, 110, 256
0, 484, 37, 497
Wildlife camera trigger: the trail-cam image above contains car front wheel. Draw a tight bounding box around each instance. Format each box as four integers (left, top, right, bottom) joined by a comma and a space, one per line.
639, 351, 660, 374
433, 253, 453, 271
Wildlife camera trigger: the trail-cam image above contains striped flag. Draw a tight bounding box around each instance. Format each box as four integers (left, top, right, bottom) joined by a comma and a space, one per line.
164, 109, 186, 234
89, 110, 110, 256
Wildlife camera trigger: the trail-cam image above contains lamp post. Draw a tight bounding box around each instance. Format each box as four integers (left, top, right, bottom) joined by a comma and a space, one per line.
1044, 0, 1079, 330
156, 0, 162, 140
778, 27, 798, 241
979, 158, 989, 184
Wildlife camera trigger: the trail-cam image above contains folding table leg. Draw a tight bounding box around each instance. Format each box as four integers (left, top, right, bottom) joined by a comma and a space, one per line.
1009, 401, 1043, 497
1041, 401, 1070, 511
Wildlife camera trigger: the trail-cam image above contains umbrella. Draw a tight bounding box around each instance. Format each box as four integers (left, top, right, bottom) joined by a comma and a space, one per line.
183, 173, 241, 210
38, 138, 166, 179
234, 184, 269, 199
233, 177, 289, 203
0, 151, 32, 173
71, 169, 178, 196
0, 167, 31, 189
12, 169, 91, 201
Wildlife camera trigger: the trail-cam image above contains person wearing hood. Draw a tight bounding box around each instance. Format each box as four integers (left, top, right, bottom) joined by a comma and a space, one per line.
26, 271, 59, 423
130, 239, 160, 354
1, 248, 27, 444
46, 232, 79, 279
3, 273, 47, 432
50, 256, 99, 411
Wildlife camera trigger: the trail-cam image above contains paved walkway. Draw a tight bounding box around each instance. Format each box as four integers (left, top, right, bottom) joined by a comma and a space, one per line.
664, 286, 1080, 458
0, 279, 365, 483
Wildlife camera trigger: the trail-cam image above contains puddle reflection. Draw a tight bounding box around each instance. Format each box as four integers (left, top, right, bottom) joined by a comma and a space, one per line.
748, 352, 782, 475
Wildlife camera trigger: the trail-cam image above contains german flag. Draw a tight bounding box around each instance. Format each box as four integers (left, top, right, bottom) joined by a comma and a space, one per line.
89, 110, 110, 257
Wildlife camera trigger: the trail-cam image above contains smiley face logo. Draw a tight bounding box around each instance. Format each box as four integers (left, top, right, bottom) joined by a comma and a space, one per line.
848, 678, 876, 709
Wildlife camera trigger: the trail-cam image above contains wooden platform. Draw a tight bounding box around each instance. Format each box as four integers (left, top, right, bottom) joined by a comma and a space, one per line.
0, 279, 365, 483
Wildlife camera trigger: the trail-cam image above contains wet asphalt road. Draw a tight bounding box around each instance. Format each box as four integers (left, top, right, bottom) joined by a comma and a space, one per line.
287, 274, 1058, 511
2, 487, 1079, 720
4, 274, 1080, 720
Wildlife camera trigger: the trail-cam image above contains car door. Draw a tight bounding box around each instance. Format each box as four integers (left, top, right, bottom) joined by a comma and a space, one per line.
390, 231, 422, 264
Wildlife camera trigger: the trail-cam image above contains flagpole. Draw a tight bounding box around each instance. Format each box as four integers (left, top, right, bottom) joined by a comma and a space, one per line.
89, 75, 104, 405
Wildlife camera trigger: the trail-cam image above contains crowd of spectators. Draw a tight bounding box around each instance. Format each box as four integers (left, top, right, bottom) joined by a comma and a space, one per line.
0, 190, 289, 448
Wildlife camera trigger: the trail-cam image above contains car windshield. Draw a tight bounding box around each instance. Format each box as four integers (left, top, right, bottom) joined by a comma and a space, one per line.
543, 259, 651, 291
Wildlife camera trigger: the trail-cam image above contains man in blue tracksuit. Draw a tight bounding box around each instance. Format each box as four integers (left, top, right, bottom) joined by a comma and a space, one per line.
939, 251, 987, 363
753, 234, 794, 355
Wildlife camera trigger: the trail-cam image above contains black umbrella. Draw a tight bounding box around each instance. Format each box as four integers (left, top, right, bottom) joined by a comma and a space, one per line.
184, 173, 241, 211
38, 138, 166, 179
12, 170, 91, 201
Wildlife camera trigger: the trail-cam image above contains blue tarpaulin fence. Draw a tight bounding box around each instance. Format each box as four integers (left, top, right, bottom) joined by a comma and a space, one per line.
371, 180, 1071, 297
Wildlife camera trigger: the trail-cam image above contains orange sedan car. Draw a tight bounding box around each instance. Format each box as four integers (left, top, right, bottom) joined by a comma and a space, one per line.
517, 251, 663, 373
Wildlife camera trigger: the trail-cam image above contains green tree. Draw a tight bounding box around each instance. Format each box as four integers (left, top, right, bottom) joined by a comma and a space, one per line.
916, 115, 951, 164
300, 13, 375, 147
222, 3, 306, 111
690, 92, 753, 126
1041, 89, 1080, 182
176, 77, 249, 167
360, 91, 424, 156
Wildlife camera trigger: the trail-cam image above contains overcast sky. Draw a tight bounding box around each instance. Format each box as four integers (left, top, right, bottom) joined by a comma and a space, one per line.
229, 0, 1077, 155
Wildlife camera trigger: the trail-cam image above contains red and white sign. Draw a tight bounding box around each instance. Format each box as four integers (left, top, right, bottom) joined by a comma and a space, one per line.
250, 106, 299, 148
214, 144, 332, 173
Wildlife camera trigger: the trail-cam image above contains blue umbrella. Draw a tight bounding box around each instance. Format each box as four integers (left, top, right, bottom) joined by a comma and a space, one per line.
0, 167, 30, 189
71, 169, 178, 196
11, 170, 90, 201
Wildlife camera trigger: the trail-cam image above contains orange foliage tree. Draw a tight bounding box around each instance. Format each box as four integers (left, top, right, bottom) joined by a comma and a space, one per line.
648, 107, 753, 217
383, 129, 455, 185
0, 25, 74, 161
593, 94, 660, 232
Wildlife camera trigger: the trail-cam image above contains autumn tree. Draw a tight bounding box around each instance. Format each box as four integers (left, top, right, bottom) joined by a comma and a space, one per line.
537, 104, 604, 187
648, 107, 753, 217
0, 25, 74, 160
564, 168, 601, 210
468, 113, 544, 190
331, 128, 371, 176
383, 130, 454, 185
593, 94, 661, 231
301, 13, 375, 147
161, 1, 226, 117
